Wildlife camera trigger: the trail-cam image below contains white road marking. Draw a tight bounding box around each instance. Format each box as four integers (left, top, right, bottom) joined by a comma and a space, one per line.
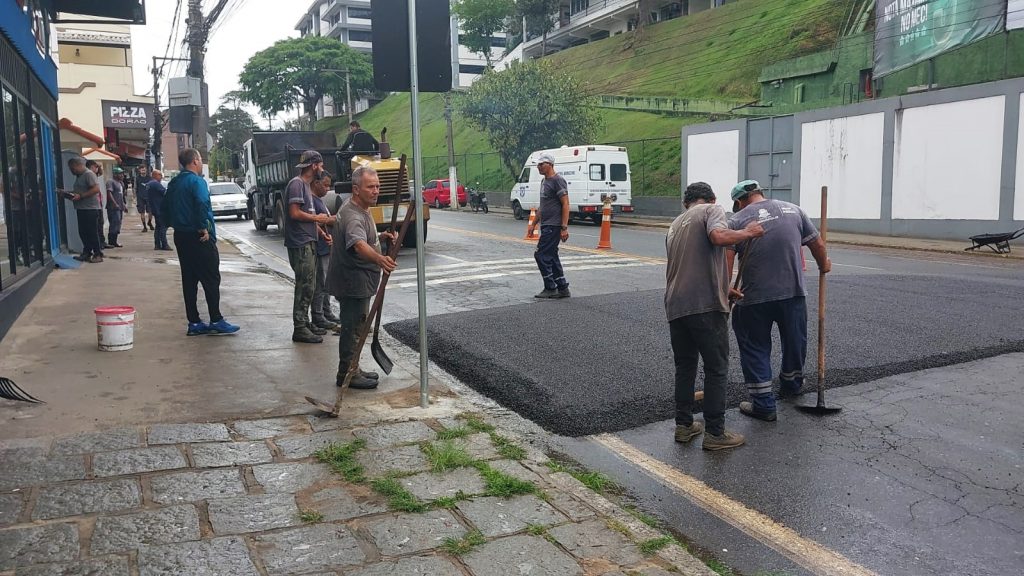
433, 253, 467, 263
391, 262, 649, 288
389, 255, 633, 280
593, 435, 878, 576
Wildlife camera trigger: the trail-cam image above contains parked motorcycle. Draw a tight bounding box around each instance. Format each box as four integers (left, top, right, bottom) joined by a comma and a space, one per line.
468, 185, 489, 214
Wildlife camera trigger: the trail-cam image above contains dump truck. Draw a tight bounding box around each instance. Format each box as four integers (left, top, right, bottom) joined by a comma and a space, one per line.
239, 130, 425, 247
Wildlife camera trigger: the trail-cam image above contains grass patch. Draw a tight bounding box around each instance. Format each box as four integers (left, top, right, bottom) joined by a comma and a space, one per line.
436, 426, 472, 440
298, 509, 324, 523
489, 433, 527, 460
313, 439, 367, 483
573, 470, 618, 494
605, 519, 630, 536
460, 414, 495, 434
476, 463, 537, 497
624, 504, 659, 528
638, 536, 674, 556
707, 559, 736, 576
430, 491, 470, 510
525, 523, 548, 536
545, 461, 569, 474
441, 530, 487, 556
370, 476, 427, 513
422, 440, 475, 473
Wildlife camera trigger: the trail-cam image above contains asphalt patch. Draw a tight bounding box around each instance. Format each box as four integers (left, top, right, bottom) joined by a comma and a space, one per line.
386, 274, 1024, 436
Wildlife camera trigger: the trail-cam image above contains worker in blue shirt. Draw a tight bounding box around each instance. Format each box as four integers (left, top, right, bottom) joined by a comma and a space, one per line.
163, 148, 240, 336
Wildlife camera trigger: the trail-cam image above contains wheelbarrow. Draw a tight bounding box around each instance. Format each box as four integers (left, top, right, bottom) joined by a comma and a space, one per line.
964, 227, 1024, 254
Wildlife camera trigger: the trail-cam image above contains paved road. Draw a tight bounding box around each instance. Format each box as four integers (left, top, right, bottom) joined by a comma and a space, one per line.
218, 210, 1024, 576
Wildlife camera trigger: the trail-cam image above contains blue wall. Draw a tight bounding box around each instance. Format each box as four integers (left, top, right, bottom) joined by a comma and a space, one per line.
0, 1, 58, 98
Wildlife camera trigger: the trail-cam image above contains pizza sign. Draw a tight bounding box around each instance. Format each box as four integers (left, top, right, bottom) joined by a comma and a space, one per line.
101, 100, 154, 129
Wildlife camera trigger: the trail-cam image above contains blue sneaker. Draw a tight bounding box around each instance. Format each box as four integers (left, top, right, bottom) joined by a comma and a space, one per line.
207, 319, 240, 335
187, 322, 210, 336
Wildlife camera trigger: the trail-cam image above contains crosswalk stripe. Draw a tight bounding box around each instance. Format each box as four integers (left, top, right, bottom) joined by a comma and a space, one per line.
391, 262, 649, 289
389, 256, 640, 280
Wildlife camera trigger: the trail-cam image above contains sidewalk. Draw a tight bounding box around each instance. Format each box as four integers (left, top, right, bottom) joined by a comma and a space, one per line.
0, 225, 715, 575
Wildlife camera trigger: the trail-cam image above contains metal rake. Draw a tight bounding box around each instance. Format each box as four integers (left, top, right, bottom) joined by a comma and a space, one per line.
0, 377, 44, 403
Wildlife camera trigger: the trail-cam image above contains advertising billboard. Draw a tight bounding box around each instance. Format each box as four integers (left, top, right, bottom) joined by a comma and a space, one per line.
101, 100, 154, 129
874, 0, 1006, 76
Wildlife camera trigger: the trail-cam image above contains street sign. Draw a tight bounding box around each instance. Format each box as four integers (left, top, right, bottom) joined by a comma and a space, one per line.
371, 0, 452, 92
101, 100, 154, 129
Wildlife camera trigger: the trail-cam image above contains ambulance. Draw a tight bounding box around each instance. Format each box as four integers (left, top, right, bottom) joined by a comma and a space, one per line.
509, 145, 633, 224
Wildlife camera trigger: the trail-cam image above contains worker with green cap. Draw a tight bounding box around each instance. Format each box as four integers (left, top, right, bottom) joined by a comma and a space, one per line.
727, 179, 831, 422
105, 166, 127, 247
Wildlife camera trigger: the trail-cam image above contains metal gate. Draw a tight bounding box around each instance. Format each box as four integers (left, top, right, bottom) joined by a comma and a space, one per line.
745, 115, 793, 202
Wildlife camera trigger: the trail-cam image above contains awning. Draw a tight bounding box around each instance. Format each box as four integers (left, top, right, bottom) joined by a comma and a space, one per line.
58, 117, 103, 147
50, 0, 146, 24
82, 147, 122, 161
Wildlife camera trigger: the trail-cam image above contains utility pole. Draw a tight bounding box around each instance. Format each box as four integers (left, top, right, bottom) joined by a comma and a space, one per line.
444, 92, 459, 211
323, 69, 354, 124
152, 55, 190, 171
185, 0, 232, 170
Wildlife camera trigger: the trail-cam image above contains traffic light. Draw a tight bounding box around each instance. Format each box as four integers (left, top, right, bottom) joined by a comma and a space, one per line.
371, 0, 452, 93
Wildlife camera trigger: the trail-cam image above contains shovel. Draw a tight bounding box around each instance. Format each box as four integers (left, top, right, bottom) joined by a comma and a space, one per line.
0, 376, 44, 403
796, 186, 841, 416
305, 190, 417, 416
370, 155, 408, 375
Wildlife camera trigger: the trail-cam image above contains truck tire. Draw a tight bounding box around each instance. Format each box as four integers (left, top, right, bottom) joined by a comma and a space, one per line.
402, 220, 427, 248
512, 201, 524, 220
251, 201, 268, 231
274, 200, 285, 231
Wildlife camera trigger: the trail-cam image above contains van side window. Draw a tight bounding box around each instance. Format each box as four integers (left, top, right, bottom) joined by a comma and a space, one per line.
442, 181, 450, 188
589, 164, 605, 181
518, 168, 531, 183
610, 164, 627, 181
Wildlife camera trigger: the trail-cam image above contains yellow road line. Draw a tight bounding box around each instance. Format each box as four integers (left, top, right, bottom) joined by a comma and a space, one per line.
432, 224, 668, 265
592, 434, 878, 576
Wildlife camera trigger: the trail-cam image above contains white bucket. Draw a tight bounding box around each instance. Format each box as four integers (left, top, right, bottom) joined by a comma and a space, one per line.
95, 306, 136, 351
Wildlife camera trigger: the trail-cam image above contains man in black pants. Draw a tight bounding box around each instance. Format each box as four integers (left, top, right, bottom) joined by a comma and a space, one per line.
665, 182, 763, 451
532, 153, 571, 299
164, 148, 240, 336
63, 157, 104, 263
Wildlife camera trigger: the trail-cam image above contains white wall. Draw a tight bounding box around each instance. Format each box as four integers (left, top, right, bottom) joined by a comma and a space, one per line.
892, 96, 1005, 220
1015, 92, 1024, 220
799, 113, 884, 219
686, 130, 739, 208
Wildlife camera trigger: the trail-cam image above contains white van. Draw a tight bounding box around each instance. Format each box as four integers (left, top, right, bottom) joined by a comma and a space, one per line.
509, 145, 633, 224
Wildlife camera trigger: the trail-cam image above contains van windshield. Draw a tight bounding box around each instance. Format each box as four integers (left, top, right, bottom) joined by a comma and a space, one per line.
518, 168, 530, 183
610, 164, 628, 181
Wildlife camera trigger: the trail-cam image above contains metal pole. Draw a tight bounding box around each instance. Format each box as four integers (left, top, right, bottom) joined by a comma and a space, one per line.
445, 92, 459, 211
408, 0, 429, 409
345, 70, 353, 124
152, 57, 161, 171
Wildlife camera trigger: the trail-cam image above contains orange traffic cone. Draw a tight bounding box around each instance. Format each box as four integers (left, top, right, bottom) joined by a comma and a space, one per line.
597, 202, 612, 250
524, 207, 539, 241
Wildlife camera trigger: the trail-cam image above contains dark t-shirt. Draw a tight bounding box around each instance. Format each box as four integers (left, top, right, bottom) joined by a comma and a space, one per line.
728, 199, 819, 307
72, 170, 101, 210
146, 181, 167, 216
135, 175, 153, 203
106, 179, 125, 211
327, 201, 381, 299
665, 203, 730, 321
284, 177, 317, 248
539, 175, 568, 227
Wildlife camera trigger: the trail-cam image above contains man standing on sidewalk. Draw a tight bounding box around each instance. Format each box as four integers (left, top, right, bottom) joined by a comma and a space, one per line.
105, 167, 127, 248
286, 150, 333, 344
164, 148, 240, 336
327, 166, 396, 390
533, 153, 571, 299
64, 157, 104, 263
135, 166, 154, 232
147, 171, 170, 251
666, 182, 763, 451
310, 170, 340, 332
86, 161, 108, 249
728, 180, 830, 422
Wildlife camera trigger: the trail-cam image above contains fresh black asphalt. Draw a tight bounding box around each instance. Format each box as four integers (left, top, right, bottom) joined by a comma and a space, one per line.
386, 272, 1024, 436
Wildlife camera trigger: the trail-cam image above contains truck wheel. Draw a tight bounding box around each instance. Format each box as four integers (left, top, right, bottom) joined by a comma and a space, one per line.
402, 220, 427, 248
274, 200, 285, 231
512, 201, 524, 220
590, 213, 602, 226
250, 202, 267, 231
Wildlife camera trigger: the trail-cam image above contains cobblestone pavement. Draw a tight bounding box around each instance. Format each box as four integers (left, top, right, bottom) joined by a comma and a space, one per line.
0, 413, 716, 576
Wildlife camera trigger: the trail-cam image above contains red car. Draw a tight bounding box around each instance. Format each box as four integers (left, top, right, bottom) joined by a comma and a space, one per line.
422, 179, 467, 208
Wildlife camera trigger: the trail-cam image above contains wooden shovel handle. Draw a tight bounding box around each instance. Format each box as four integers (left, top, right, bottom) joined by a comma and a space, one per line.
817, 186, 827, 390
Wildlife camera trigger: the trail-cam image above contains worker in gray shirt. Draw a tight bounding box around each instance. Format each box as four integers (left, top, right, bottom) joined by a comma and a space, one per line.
61, 157, 104, 263
286, 150, 332, 344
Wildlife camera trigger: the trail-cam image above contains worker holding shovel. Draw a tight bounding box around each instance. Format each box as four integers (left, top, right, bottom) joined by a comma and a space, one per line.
326, 166, 396, 391
727, 180, 831, 422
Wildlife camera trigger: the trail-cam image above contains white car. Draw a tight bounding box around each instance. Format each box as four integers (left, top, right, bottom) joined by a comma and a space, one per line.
209, 182, 248, 219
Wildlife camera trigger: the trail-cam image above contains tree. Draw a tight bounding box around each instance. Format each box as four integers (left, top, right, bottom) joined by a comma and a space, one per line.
454, 0, 515, 67
219, 90, 247, 111
515, 0, 560, 56
208, 105, 258, 176
238, 35, 373, 125
459, 60, 602, 178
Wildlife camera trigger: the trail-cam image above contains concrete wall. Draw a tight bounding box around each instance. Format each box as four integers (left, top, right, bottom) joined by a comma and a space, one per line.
684, 128, 740, 209
682, 78, 1024, 239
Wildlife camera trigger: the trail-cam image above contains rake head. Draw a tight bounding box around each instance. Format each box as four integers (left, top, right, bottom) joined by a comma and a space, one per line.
0, 377, 44, 403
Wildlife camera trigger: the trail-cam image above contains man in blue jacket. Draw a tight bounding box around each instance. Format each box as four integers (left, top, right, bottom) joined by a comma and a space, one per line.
164, 148, 240, 336
146, 170, 170, 250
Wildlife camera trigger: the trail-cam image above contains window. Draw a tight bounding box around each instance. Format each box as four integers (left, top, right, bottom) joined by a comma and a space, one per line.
442, 181, 450, 188
589, 164, 605, 181
1, 88, 29, 279
490, 36, 507, 48
571, 0, 590, 14
425, 181, 436, 190
518, 168, 530, 183
459, 64, 486, 75
610, 164, 627, 181
21, 103, 42, 265
348, 7, 372, 20
349, 30, 373, 43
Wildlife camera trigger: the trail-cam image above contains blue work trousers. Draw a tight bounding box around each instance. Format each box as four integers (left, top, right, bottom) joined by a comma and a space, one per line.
534, 225, 568, 291
731, 296, 807, 413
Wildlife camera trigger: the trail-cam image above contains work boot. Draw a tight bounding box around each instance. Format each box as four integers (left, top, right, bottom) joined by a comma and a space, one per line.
337, 373, 378, 389
89, 255, 104, 263
313, 319, 339, 332
323, 312, 341, 324
739, 401, 777, 422
556, 287, 571, 299
361, 369, 380, 380
674, 421, 704, 443
534, 288, 559, 299
292, 326, 323, 344
306, 322, 328, 336
703, 430, 746, 451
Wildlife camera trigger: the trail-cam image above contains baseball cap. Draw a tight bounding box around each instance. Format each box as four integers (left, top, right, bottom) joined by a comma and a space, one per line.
731, 179, 761, 201
295, 150, 324, 168
112, 166, 124, 174
536, 153, 555, 165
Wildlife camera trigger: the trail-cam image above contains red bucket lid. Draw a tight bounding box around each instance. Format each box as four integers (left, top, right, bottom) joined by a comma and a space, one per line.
95, 306, 135, 315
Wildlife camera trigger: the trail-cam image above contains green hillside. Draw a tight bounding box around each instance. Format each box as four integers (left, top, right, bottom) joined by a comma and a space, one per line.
319, 0, 851, 196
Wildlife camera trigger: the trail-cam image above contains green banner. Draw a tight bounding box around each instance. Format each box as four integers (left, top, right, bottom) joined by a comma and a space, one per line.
874, 0, 1005, 76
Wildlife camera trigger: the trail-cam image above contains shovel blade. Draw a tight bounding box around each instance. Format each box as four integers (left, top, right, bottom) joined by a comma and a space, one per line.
371, 337, 394, 375
304, 396, 339, 417
795, 404, 842, 416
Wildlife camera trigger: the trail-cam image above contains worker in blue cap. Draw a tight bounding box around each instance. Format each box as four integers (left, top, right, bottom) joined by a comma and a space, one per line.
727, 180, 831, 422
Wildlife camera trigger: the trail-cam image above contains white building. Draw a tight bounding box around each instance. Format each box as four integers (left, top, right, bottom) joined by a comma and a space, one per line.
296, 0, 506, 117
521, 0, 728, 59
